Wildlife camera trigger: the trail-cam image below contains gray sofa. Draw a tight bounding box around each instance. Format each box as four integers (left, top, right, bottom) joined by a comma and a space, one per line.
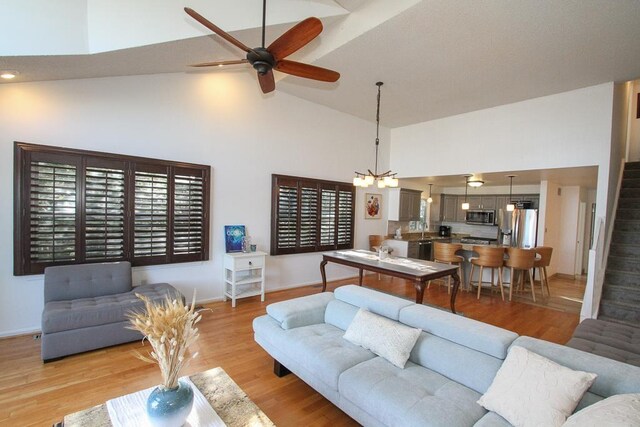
42, 261, 182, 361
253, 285, 640, 427
567, 318, 640, 367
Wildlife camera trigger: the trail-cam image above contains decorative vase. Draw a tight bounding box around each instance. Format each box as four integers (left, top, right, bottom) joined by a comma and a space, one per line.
146, 379, 194, 427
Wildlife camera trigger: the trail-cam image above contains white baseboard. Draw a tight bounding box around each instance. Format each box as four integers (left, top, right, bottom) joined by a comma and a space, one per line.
0, 327, 41, 339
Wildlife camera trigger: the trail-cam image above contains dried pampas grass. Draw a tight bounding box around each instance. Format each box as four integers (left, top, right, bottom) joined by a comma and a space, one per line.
127, 292, 204, 389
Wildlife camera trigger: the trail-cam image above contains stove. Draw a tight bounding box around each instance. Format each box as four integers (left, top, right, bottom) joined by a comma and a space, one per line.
460, 237, 498, 245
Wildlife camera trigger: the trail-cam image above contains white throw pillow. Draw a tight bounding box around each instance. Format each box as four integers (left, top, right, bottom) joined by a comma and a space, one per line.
563, 394, 640, 427
477, 346, 597, 427
343, 308, 421, 368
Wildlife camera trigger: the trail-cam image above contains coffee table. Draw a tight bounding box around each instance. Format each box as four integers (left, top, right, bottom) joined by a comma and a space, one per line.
57, 367, 273, 427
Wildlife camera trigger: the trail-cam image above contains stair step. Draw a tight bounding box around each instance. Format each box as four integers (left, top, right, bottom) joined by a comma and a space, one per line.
607, 256, 640, 274
599, 300, 640, 325
614, 220, 640, 232
609, 242, 640, 258
612, 230, 640, 245
596, 315, 640, 329
605, 269, 640, 287
624, 169, 640, 179
625, 162, 640, 170
620, 188, 640, 198
618, 198, 640, 209
602, 284, 640, 304
622, 178, 640, 188
615, 209, 640, 220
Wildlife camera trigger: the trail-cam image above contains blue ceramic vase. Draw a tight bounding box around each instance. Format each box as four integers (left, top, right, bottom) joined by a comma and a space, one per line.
146, 379, 194, 427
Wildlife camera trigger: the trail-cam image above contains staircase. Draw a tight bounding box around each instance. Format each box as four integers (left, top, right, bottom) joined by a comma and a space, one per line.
599, 161, 640, 327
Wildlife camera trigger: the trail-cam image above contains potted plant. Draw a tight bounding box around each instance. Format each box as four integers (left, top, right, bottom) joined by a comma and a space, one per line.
128, 293, 203, 427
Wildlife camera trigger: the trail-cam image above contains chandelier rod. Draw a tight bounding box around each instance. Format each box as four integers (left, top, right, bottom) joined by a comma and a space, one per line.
374, 81, 382, 176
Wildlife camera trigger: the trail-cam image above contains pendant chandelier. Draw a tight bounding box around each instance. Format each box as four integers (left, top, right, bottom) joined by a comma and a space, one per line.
461, 175, 472, 210
427, 184, 433, 203
353, 82, 398, 189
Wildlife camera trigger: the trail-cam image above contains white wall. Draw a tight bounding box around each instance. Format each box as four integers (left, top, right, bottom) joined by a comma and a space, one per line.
556, 186, 580, 276
0, 72, 385, 336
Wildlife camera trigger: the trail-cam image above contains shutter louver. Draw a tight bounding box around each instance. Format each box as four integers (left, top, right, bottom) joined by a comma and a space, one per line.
337, 190, 353, 246
320, 188, 336, 246
299, 185, 318, 248
85, 167, 125, 260
29, 161, 77, 263
173, 174, 204, 255
134, 171, 168, 257
276, 185, 298, 250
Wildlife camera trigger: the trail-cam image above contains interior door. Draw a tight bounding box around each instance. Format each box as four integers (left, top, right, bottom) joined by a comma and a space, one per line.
575, 202, 586, 275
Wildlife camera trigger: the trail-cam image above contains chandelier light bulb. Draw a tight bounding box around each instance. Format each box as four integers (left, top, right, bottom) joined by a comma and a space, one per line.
364, 175, 375, 186
377, 180, 385, 188
353, 176, 363, 187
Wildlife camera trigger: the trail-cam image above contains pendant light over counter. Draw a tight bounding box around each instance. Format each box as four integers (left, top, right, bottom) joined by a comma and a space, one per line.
461, 175, 471, 210
353, 82, 398, 189
427, 184, 433, 204
507, 175, 516, 211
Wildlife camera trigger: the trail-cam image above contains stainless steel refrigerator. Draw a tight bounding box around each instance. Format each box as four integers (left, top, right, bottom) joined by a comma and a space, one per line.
511, 209, 538, 249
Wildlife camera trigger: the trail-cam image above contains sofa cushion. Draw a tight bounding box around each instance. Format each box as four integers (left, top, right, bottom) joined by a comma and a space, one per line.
343, 309, 421, 368
253, 319, 376, 390
339, 357, 487, 427
472, 411, 511, 427
563, 393, 640, 427
512, 336, 640, 410
334, 285, 414, 321
399, 304, 518, 360
44, 261, 133, 303
266, 292, 334, 330
42, 283, 177, 334
477, 346, 597, 427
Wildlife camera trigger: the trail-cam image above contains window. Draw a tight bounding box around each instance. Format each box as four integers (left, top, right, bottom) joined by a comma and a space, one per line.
270, 174, 355, 255
14, 142, 210, 275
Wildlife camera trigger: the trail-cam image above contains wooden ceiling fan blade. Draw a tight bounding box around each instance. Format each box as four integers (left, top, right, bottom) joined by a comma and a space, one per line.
267, 17, 322, 60
258, 70, 276, 94
184, 7, 253, 54
189, 59, 249, 68
275, 60, 340, 82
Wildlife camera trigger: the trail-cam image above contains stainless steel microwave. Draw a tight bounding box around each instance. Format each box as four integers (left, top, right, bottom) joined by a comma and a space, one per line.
465, 210, 496, 225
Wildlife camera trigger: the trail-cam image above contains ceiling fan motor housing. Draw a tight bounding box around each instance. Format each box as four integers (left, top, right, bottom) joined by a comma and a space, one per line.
247, 48, 276, 75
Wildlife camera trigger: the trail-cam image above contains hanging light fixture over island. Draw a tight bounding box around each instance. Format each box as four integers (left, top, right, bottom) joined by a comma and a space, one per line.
353, 82, 398, 189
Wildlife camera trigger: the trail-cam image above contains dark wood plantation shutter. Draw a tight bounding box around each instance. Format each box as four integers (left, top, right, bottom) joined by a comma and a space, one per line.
25, 153, 80, 272
133, 164, 169, 264
271, 175, 355, 255
84, 159, 126, 261
173, 167, 209, 262
14, 142, 210, 275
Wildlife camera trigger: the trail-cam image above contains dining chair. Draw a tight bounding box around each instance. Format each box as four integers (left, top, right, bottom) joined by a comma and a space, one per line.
428, 242, 464, 294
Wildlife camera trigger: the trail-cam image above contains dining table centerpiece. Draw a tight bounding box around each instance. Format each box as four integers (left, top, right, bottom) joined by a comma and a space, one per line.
128, 293, 203, 427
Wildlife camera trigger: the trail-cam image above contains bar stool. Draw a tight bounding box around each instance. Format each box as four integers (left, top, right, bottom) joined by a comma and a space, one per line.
505, 248, 537, 302
534, 246, 553, 297
469, 246, 506, 300
428, 242, 464, 294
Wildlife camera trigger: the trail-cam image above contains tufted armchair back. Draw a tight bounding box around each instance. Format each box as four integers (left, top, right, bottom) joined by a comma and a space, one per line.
44, 261, 133, 303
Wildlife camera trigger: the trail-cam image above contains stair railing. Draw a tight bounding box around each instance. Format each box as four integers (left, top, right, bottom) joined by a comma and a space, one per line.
581, 158, 626, 321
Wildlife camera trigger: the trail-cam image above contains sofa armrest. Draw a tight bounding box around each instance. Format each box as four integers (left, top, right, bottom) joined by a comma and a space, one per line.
266, 292, 334, 330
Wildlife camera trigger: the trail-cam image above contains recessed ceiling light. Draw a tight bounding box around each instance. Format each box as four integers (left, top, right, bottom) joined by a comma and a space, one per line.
1, 70, 19, 79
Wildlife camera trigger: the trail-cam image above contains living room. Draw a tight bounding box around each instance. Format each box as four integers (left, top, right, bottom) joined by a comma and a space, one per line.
1, 1, 640, 426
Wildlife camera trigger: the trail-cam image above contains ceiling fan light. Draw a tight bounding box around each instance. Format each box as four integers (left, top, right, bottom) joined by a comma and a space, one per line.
506, 203, 515, 212
364, 175, 375, 185
461, 202, 470, 210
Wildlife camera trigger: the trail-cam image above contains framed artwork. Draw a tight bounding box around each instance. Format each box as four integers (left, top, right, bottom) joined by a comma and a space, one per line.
224, 225, 246, 253
365, 193, 382, 219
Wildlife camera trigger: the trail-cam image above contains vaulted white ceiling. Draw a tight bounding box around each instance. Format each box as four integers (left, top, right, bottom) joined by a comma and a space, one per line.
2, 0, 640, 128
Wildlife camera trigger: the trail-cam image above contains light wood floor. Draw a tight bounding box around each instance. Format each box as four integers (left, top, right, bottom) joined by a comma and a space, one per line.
0, 274, 584, 426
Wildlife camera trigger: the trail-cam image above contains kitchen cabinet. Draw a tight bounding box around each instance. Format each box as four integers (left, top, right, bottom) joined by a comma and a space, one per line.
456, 200, 466, 222
440, 195, 458, 222
388, 188, 422, 221
465, 195, 497, 209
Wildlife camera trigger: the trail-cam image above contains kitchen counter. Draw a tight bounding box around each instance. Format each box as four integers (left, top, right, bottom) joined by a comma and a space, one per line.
387, 232, 471, 242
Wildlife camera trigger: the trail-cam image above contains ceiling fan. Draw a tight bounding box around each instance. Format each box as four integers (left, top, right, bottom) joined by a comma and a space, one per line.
184, 0, 340, 94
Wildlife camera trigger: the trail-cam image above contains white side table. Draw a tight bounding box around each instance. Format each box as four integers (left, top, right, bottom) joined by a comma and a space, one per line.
223, 251, 266, 307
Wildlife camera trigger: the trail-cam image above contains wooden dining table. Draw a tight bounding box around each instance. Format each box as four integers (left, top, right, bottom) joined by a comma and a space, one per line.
320, 250, 461, 314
